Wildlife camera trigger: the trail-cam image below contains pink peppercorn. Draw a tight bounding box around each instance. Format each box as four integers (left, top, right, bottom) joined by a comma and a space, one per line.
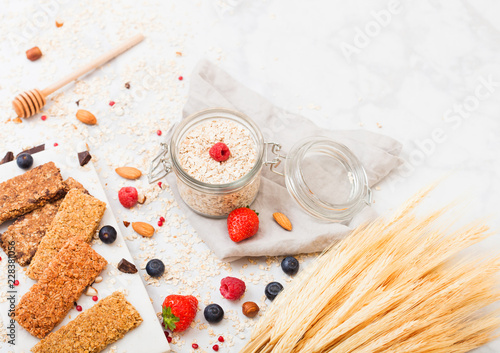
218, 336, 224, 342
157, 130, 162, 136
160, 216, 165, 222
76, 305, 82, 312
92, 296, 98, 302
167, 336, 172, 343
54, 143, 58, 147
213, 345, 219, 351
41, 115, 47, 121
14, 280, 19, 286
178, 76, 183, 81
192, 343, 199, 349
158, 220, 163, 227
109, 101, 115, 106
158, 181, 162, 188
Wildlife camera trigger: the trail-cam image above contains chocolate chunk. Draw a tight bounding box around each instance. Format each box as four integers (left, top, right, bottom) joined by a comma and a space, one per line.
0, 152, 14, 165
125, 82, 131, 89
16, 144, 45, 158
75, 99, 80, 106
78, 151, 92, 166
117, 258, 138, 274
123, 221, 130, 227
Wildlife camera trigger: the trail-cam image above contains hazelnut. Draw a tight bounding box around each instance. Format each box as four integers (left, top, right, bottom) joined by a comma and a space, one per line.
26, 46, 42, 61
137, 193, 146, 204
242, 301, 260, 318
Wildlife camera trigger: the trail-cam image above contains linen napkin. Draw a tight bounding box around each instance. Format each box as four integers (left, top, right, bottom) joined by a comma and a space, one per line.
166, 59, 403, 261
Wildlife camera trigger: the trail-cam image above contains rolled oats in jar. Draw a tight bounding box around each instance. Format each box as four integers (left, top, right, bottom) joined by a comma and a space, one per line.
167, 109, 265, 218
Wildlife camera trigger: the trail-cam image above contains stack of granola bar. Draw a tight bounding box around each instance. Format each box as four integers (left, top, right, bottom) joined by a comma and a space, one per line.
0, 162, 143, 352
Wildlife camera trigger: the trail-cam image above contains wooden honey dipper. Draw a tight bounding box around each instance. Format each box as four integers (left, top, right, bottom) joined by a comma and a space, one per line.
13, 33, 144, 118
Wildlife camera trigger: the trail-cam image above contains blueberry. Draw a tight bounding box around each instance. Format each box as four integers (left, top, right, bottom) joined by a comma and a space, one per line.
146, 259, 165, 277
265, 282, 283, 300
281, 256, 299, 276
16, 153, 33, 169
99, 225, 117, 244
204, 303, 224, 323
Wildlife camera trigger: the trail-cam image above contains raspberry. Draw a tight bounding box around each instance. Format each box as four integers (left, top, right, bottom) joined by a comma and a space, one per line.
118, 187, 138, 208
209, 142, 231, 162
220, 276, 246, 300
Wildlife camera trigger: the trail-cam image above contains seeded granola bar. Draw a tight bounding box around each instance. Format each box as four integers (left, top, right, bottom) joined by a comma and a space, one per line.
15, 238, 108, 338
31, 292, 143, 353
0, 162, 66, 225
26, 189, 106, 280
0, 178, 87, 267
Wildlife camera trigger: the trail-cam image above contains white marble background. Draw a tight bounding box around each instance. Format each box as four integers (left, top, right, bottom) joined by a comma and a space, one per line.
1, 0, 500, 352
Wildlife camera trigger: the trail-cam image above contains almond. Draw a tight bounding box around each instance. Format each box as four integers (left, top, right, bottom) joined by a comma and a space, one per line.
273, 212, 292, 231
115, 167, 142, 180
132, 222, 155, 237
76, 109, 97, 125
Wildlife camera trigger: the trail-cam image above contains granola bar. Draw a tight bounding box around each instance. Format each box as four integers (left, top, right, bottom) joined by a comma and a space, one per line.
15, 238, 108, 338
26, 189, 106, 280
0, 162, 66, 224
0, 178, 87, 267
31, 292, 143, 353
63, 177, 87, 194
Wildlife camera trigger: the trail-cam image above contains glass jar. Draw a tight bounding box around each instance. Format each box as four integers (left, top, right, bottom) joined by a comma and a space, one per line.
149, 108, 371, 222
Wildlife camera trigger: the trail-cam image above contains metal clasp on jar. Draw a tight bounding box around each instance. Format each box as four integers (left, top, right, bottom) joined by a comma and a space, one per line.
148, 143, 172, 183
264, 142, 286, 176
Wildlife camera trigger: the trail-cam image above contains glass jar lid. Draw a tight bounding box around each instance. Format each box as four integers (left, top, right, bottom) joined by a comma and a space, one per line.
278, 137, 371, 222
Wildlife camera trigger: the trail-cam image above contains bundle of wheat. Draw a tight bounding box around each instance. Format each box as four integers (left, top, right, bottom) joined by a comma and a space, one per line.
241, 186, 500, 353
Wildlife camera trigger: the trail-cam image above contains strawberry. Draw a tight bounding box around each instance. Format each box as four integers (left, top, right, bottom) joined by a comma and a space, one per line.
227, 207, 259, 242
162, 295, 198, 332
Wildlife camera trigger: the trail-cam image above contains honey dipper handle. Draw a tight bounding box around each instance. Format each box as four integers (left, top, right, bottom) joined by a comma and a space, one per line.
41, 34, 144, 97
